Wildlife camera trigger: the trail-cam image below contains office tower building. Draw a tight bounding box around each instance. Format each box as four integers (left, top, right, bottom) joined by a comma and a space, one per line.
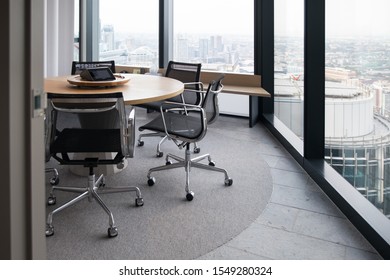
101, 24, 115, 51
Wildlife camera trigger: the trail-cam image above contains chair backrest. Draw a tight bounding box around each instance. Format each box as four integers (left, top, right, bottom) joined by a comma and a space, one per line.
71, 60, 116, 75
165, 61, 202, 105
45, 92, 134, 165
202, 74, 225, 125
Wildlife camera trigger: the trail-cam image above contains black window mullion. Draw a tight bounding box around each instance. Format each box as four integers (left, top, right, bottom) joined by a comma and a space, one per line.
255, 0, 274, 119
304, 0, 325, 159
84, 0, 99, 61
159, 0, 173, 69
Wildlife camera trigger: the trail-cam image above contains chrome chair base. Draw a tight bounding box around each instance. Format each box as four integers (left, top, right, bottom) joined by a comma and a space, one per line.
45, 167, 59, 186
46, 167, 143, 238
137, 132, 166, 157
138, 133, 201, 158
147, 144, 232, 201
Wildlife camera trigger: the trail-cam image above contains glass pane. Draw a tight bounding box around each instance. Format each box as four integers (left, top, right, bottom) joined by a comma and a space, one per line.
98, 0, 158, 69
274, 0, 304, 139
173, 0, 254, 73
326, 0, 390, 219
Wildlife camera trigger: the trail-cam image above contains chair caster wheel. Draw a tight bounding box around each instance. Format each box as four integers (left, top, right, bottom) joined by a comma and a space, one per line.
117, 160, 125, 169
209, 161, 216, 167
147, 177, 156, 186
156, 151, 164, 158
194, 147, 200, 153
108, 227, 118, 238
136, 197, 144, 207
47, 196, 56, 206
137, 140, 144, 147
99, 177, 106, 187
50, 177, 59, 186
225, 178, 233, 186
186, 191, 194, 201
46, 226, 54, 237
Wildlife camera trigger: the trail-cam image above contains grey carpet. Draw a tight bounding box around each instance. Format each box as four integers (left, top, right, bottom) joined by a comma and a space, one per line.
45, 117, 273, 260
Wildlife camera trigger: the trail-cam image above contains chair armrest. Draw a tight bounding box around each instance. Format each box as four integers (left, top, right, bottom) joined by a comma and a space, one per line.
160, 101, 202, 112
175, 82, 205, 108
168, 86, 207, 111
183, 81, 204, 91
125, 106, 136, 158
159, 101, 206, 142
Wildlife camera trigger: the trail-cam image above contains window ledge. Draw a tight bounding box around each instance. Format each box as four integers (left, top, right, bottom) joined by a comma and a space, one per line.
200, 71, 271, 98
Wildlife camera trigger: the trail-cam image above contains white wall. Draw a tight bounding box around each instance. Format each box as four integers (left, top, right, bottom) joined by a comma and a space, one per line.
30, 0, 47, 259
218, 93, 249, 117
45, 0, 75, 76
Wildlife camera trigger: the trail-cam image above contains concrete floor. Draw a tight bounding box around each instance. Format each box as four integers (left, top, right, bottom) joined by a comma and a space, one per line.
196, 115, 382, 260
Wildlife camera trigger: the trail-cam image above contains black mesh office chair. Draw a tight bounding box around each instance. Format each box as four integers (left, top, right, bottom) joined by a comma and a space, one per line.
44, 61, 116, 196
45, 121, 59, 186
71, 60, 116, 75
45, 92, 143, 238
45, 167, 59, 185
137, 61, 203, 157
140, 75, 233, 201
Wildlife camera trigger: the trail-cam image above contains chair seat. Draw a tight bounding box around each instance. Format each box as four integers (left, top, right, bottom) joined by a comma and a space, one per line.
140, 112, 203, 140
52, 128, 122, 153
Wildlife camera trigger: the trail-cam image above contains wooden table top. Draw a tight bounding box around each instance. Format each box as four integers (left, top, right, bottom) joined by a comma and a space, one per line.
44, 74, 184, 105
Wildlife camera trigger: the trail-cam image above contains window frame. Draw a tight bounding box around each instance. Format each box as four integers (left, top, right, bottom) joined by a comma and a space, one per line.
79, 0, 390, 258
261, 0, 390, 258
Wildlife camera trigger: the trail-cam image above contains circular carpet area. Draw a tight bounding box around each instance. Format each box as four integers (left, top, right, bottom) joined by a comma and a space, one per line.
46, 128, 273, 260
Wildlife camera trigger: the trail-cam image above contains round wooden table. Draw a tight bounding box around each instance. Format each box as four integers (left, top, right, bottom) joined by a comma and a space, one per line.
44, 74, 184, 176
44, 73, 184, 105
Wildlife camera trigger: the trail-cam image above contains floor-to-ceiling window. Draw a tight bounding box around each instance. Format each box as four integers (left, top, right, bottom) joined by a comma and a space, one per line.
173, 0, 254, 74
325, 0, 390, 218
173, 0, 254, 117
274, 0, 304, 138
98, 0, 159, 69
266, 0, 390, 258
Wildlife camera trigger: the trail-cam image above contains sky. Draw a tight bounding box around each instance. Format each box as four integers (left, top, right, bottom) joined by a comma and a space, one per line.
326, 0, 390, 37
98, 0, 253, 35
99, 0, 158, 34
95, 0, 390, 38
275, 0, 390, 38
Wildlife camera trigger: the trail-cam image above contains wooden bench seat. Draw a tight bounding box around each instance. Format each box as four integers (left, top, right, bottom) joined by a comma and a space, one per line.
116, 66, 271, 98
116, 65, 151, 74
200, 71, 270, 98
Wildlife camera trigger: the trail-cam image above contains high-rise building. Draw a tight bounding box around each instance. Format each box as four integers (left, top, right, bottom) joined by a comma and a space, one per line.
176, 36, 189, 61
199, 38, 209, 61
101, 24, 115, 51
210, 35, 223, 54
275, 70, 390, 218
